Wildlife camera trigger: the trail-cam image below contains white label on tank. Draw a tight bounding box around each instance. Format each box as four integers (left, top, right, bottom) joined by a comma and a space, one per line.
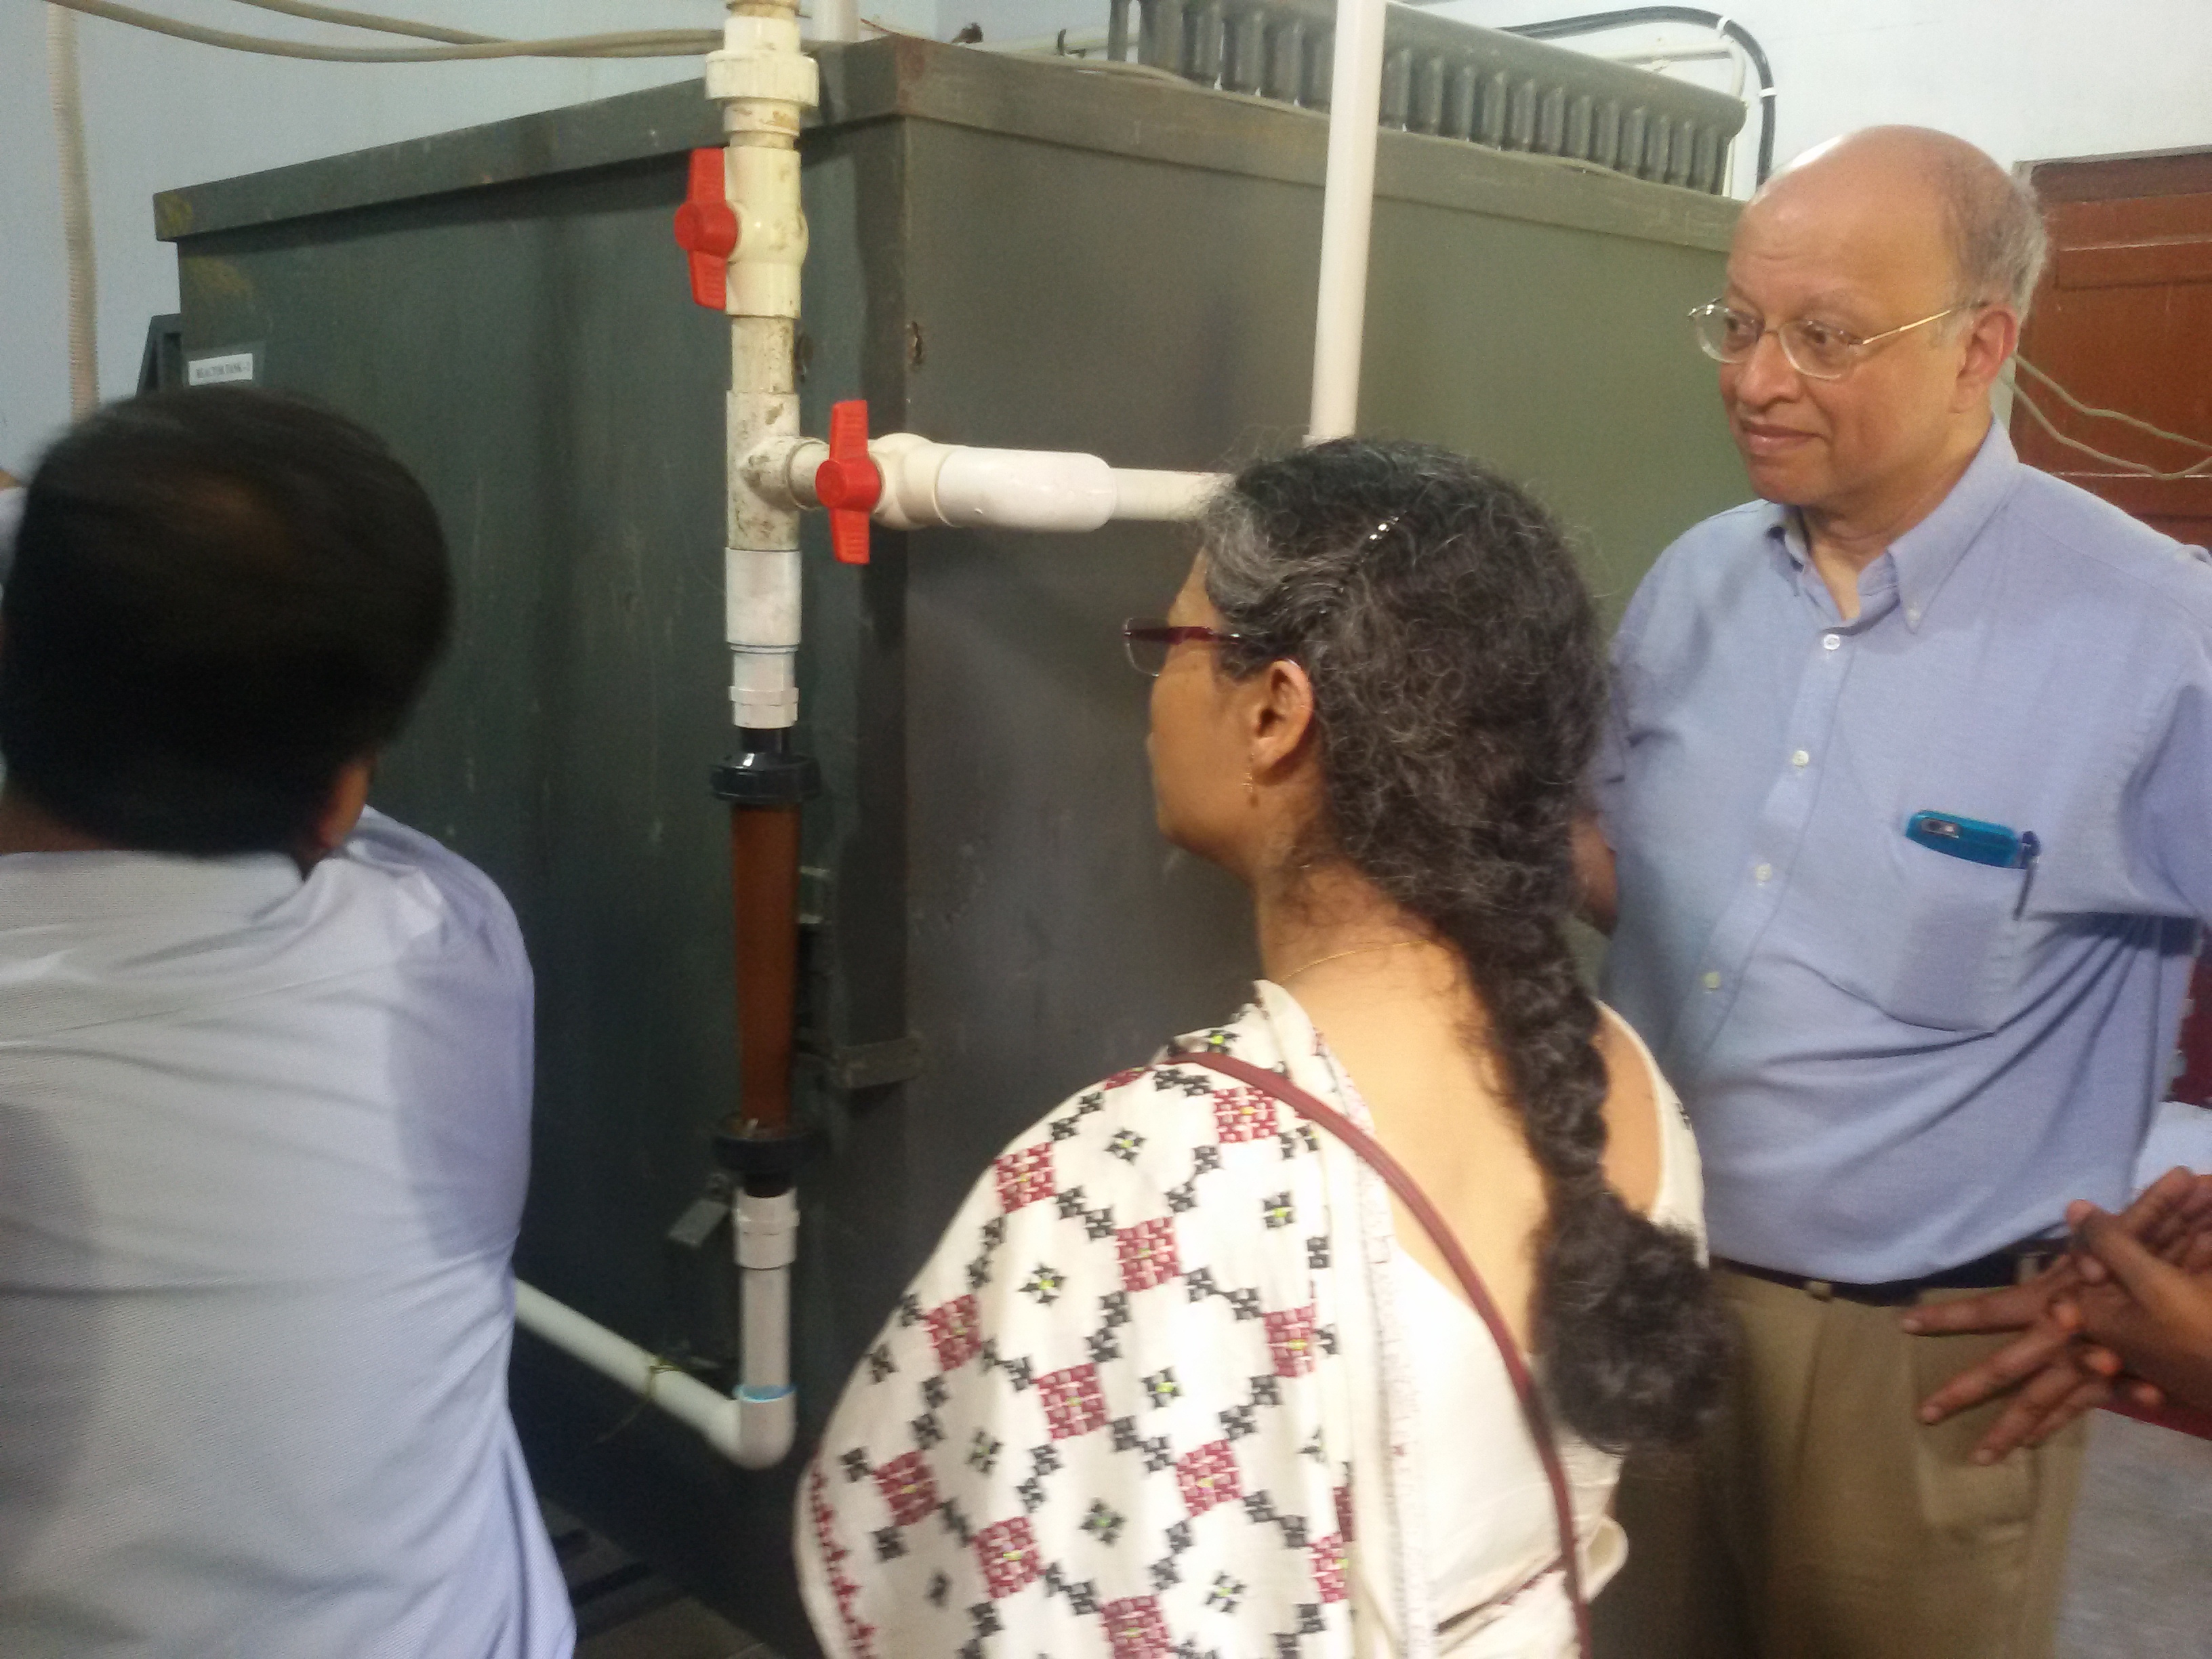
186, 352, 255, 386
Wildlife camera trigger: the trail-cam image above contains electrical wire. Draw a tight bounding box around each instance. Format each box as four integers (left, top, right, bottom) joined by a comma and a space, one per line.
45, 0, 718, 60
2010, 383, 2212, 481
64, 0, 2207, 492
1500, 7, 1776, 185
47, 3, 99, 417
226, 0, 494, 45
2015, 356, 2212, 458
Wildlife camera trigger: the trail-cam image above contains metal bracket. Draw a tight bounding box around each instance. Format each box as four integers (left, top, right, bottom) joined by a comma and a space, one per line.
665, 1179, 734, 1252
812, 1033, 925, 1091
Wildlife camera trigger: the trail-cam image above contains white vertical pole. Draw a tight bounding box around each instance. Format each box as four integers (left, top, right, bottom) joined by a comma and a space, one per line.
813, 0, 861, 44
47, 4, 98, 416
1307, 0, 1389, 442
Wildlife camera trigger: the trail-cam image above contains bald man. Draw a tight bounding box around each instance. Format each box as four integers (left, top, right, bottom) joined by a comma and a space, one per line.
1583, 127, 2212, 1658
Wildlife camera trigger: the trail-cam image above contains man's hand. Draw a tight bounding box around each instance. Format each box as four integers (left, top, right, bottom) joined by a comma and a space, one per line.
1899, 1168, 2206, 1460
2063, 1202, 2212, 1414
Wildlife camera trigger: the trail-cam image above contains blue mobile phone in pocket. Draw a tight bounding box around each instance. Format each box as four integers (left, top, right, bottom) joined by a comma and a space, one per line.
1905, 810, 2040, 869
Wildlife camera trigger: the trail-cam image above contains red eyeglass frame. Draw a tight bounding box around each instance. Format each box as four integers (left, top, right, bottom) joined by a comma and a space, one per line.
1121, 618, 1248, 676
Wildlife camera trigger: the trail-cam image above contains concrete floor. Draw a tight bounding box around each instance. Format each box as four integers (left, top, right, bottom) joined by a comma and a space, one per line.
2055, 1412, 2212, 1658
548, 1500, 783, 1659
575, 1598, 780, 1659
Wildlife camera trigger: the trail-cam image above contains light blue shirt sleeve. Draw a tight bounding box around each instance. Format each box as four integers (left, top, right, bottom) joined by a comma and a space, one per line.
2125, 651, 2212, 920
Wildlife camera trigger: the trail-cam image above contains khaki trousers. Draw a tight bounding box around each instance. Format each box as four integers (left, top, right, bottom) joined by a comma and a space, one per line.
1595, 1265, 2087, 1659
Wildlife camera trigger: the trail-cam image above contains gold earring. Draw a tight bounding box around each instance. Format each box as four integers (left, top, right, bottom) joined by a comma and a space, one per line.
1244, 769, 1257, 802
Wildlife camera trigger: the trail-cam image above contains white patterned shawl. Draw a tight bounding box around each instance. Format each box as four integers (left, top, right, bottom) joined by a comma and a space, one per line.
793, 982, 1509, 1659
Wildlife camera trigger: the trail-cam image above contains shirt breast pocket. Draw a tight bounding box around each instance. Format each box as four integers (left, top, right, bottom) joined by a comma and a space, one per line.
1864, 838, 2028, 1033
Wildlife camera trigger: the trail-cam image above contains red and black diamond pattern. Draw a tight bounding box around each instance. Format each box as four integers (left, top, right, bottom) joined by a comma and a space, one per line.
996, 1143, 1057, 1212
805, 1010, 1360, 1657
1038, 1362, 1111, 1441
974, 1515, 1044, 1599
1115, 1217, 1181, 1292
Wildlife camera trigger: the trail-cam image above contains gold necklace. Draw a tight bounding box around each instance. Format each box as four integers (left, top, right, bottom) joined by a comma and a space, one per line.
1276, 938, 1427, 987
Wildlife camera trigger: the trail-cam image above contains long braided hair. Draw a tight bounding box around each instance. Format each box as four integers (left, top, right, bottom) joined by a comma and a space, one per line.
1204, 438, 1725, 1449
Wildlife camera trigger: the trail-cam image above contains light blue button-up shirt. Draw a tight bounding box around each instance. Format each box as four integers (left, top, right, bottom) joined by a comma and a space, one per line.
0, 812, 572, 1658
1599, 424, 2212, 1281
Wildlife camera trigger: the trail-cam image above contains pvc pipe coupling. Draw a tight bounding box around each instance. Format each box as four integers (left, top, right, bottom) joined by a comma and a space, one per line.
735, 1187, 799, 1272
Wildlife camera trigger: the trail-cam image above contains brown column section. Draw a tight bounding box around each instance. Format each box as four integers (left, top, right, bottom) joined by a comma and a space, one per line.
729, 802, 801, 1134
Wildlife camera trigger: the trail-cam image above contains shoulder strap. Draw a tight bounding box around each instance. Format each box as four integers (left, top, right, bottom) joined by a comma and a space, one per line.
1171, 1045, 1593, 1659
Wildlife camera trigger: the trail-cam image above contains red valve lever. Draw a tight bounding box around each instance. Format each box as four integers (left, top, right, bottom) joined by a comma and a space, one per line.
672, 148, 738, 310
812, 400, 881, 567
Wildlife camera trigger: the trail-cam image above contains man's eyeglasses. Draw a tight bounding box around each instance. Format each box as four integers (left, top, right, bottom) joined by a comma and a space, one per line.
1689, 300, 1975, 382
1122, 619, 1247, 678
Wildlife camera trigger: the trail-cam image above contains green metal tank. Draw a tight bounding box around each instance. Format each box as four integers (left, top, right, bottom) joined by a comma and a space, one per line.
155, 33, 1743, 1652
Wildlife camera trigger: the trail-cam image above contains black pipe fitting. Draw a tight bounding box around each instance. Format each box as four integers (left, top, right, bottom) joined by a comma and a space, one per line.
712, 1124, 816, 1196
711, 726, 821, 806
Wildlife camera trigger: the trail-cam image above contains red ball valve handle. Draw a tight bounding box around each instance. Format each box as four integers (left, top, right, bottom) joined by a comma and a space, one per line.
672, 147, 738, 310
812, 400, 882, 567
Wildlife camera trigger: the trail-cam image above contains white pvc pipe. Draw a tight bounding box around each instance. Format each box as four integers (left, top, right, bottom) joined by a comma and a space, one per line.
46, 3, 97, 417
1112, 467, 1225, 522
812, 0, 860, 43
937, 448, 1118, 531
515, 1277, 794, 1469
774, 434, 1222, 531
712, 0, 818, 733
514, 1282, 743, 1462
735, 1188, 798, 1399
1307, 0, 1389, 442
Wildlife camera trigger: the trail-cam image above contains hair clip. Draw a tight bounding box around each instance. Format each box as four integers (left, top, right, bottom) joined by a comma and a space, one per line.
1364, 514, 1401, 546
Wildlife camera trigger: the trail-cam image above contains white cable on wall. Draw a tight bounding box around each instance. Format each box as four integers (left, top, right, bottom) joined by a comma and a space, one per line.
228, 0, 495, 45
47, 3, 98, 417
45, 0, 718, 60
2016, 356, 2212, 459
2011, 384, 2212, 482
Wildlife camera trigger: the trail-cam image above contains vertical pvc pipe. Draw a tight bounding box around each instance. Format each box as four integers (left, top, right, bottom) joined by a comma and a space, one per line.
46, 4, 97, 417
736, 1189, 798, 1395
1307, 0, 1387, 442
814, 0, 860, 45
710, 0, 817, 1149
703, 0, 819, 1467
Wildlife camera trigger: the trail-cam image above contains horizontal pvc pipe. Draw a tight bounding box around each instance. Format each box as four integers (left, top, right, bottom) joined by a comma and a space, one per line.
936, 447, 1119, 531
758, 434, 1225, 532
514, 1279, 793, 1468
1112, 468, 1225, 521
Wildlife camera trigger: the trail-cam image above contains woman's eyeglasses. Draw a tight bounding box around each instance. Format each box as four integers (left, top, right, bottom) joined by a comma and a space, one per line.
1122, 619, 1247, 678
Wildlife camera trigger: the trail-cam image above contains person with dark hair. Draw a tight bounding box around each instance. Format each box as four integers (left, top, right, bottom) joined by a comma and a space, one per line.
0, 388, 573, 1658
796, 439, 1724, 1658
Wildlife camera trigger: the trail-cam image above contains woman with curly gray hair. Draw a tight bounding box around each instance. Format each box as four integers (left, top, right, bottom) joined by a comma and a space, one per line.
799, 439, 1725, 1659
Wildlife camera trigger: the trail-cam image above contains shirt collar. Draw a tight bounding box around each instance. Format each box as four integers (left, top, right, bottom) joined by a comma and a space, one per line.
1759, 420, 2021, 632
1886, 421, 2020, 629
0, 847, 302, 930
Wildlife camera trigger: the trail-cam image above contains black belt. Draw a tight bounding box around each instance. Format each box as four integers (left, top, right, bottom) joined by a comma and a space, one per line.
1714, 1242, 2058, 1307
